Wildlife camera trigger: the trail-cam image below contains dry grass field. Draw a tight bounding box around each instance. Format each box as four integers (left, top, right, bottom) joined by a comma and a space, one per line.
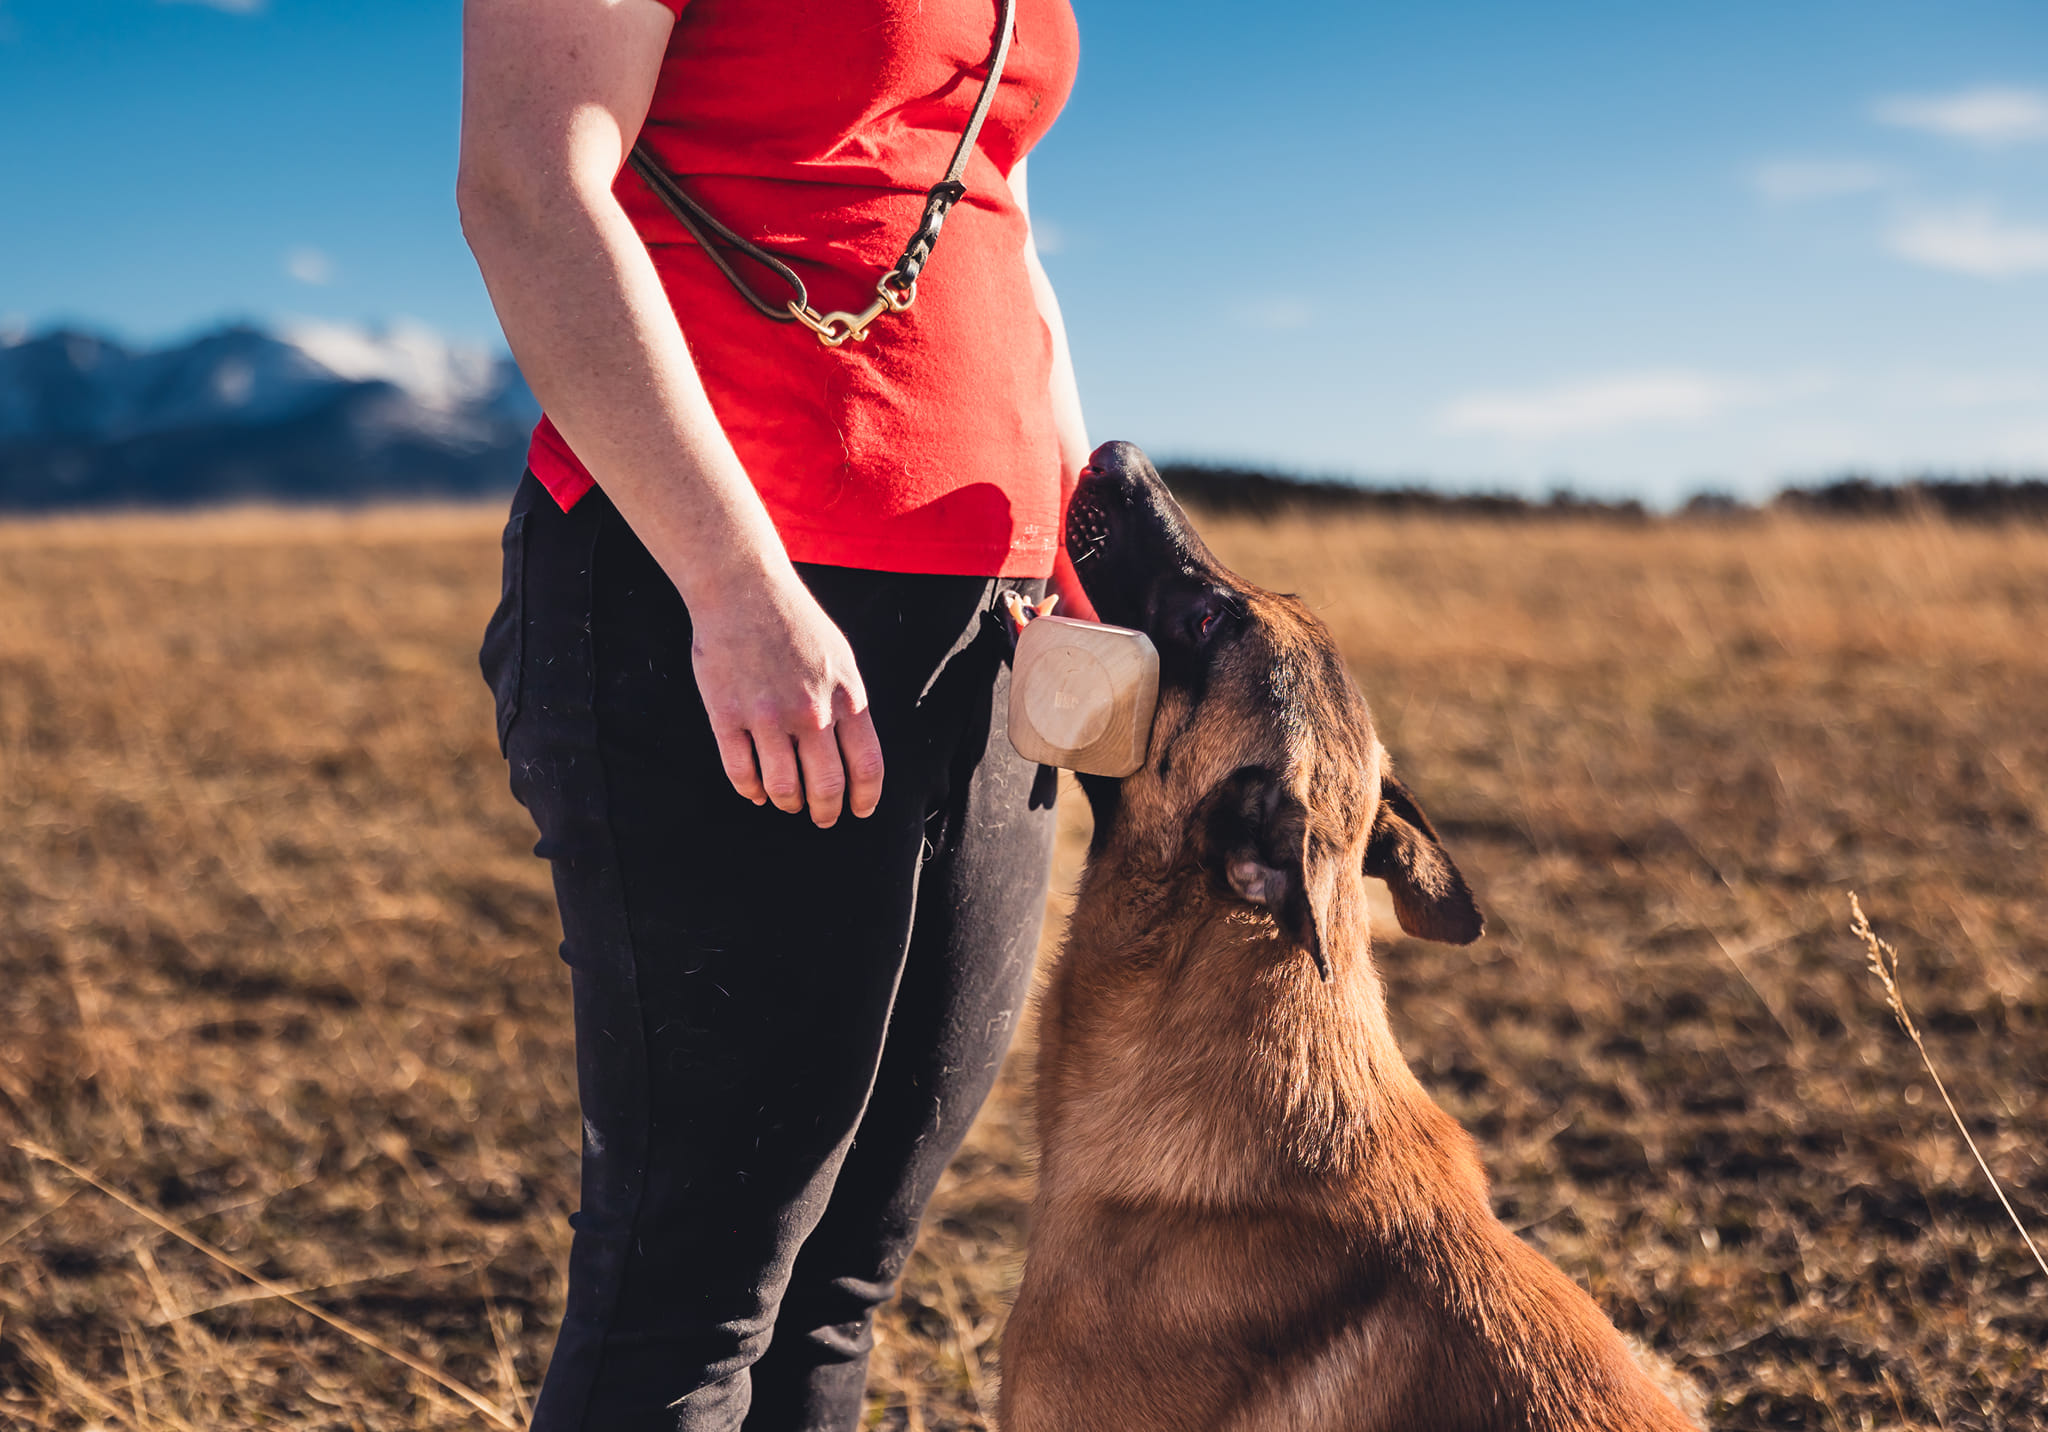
1, 503, 2044, 1430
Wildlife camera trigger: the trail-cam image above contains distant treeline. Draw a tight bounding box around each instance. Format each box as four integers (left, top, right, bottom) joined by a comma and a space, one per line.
1158, 465, 2048, 523
1769, 476, 2048, 522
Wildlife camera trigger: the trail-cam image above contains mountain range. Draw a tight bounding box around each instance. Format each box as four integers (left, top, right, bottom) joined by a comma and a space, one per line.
7, 321, 2046, 521
0, 321, 540, 510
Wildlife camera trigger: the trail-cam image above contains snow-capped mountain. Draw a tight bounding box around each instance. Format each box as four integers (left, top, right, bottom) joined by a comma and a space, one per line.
0, 321, 540, 509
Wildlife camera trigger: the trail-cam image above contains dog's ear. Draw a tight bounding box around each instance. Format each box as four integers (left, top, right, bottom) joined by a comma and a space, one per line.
1364, 769, 1484, 945
1203, 766, 1331, 980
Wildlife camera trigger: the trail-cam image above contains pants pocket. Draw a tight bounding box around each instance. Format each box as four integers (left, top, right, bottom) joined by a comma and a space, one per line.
479, 509, 528, 756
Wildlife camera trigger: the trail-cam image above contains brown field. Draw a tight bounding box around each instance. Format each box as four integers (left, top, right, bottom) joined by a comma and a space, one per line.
1, 505, 2044, 1430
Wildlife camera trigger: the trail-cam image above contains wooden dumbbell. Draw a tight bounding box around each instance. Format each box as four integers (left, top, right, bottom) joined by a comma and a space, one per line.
1008, 615, 1160, 777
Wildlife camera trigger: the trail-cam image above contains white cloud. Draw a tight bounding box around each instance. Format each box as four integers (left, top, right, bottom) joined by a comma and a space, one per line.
1231, 297, 1313, 332
1887, 206, 2048, 278
1031, 218, 1069, 257
1750, 159, 1895, 202
1438, 371, 1745, 440
1910, 371, 2048, 407
1989, 420, 2048, 465
1875, 86, 2048, 145
285, 246, 335, 286
158, 0, 266, 13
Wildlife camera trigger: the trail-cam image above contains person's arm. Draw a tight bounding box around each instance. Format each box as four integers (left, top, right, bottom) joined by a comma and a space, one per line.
457, 0, 881, 828
1010, 158, 1098, 621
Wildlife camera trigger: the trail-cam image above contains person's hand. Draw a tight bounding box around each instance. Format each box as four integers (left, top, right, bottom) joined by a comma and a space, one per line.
688, 571, 883, 827
1000, 589, 1059, 644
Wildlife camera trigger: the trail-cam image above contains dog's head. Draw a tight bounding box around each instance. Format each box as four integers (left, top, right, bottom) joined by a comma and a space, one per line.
1065, 441, 1483, 979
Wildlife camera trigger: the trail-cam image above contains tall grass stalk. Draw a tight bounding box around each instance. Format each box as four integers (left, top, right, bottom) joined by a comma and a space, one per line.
1847, 893, 2048, 1282
15, 1141, 520, 1429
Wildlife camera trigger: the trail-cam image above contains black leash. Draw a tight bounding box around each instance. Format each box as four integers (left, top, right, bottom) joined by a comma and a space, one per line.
626, 0, 1019, 349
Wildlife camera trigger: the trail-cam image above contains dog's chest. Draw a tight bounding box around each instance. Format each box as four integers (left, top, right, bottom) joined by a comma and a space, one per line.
1007, 1199, 1393, 1431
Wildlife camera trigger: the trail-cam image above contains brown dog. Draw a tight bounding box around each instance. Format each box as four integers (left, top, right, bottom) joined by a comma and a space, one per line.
1000, 443, 1697, 1432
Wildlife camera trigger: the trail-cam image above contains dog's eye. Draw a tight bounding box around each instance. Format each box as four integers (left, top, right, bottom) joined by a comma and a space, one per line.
1184, 592, 1234, 646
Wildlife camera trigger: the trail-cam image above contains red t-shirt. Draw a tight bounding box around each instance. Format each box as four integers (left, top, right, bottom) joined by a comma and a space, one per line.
527, 0, 1080, 578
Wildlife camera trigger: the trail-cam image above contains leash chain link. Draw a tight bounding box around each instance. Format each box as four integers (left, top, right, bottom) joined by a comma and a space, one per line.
628, 0, 1018, 349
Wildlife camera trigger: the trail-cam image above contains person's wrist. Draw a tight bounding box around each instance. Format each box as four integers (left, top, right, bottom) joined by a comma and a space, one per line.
662, 516, 799, 618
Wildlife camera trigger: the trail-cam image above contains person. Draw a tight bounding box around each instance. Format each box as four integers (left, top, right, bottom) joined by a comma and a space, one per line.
456, 0, 1087, 1428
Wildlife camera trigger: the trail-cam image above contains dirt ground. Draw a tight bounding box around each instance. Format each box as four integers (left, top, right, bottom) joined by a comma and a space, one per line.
0, 505, 2042, 1429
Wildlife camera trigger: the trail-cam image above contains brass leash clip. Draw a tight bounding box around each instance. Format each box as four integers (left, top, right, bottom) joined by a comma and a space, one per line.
789, 274, 918, 348
630, 0, 1012, 350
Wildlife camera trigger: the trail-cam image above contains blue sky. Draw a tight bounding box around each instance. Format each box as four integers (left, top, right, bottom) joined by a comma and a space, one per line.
4, 0, 2045, 500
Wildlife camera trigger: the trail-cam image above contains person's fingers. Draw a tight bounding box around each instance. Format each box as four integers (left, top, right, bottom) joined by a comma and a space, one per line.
837, 707, 885, 819
754, 727, 806, 814
794, 725, 848, 828
712, 722, 767, 806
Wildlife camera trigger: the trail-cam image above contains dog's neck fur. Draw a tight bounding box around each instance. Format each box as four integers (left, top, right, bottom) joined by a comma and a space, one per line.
1037, 844, 1493, 1235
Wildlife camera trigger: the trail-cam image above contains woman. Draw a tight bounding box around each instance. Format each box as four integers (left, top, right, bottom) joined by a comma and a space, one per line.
457, 0, 1085, 1427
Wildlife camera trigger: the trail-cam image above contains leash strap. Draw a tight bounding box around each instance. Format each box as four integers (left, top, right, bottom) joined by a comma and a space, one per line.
627, 0, 1019, 349
625, 149, 812, 323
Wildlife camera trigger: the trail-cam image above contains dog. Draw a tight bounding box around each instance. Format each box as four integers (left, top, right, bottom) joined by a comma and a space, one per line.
999, 442, 1698, 1431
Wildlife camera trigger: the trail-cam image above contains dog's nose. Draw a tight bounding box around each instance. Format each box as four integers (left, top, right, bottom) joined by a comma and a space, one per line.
1072, 440, 1224, 586
1068, 443, 1152, 566
1081, 440, 1157, 501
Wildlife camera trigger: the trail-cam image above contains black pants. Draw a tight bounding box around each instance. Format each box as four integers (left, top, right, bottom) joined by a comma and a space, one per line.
482, 473, 1055, 1431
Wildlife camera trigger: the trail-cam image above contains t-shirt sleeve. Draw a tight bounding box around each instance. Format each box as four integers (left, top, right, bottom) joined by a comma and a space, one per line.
650, 0, 687, 14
